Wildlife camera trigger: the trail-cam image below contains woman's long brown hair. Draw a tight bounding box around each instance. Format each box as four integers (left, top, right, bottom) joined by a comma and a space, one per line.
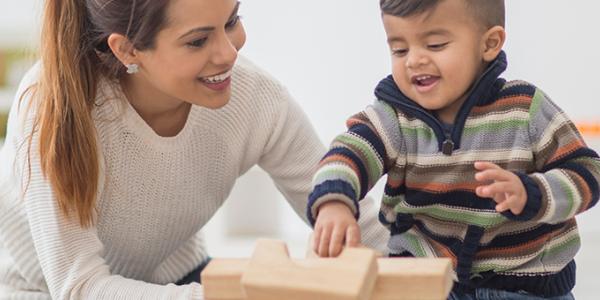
30, 0, 168, 227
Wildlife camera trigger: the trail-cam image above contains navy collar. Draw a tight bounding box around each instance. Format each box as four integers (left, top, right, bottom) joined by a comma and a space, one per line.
373, 51, 508, 155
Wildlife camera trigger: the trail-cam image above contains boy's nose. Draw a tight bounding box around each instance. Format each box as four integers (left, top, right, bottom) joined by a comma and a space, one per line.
405, 51, 429, 69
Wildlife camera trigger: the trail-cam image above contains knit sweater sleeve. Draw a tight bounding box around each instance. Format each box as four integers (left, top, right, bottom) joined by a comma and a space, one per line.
257, 89, 390, 253
306, 100, 401, 225
9, 65, 204, 300
505, 88, 600, 223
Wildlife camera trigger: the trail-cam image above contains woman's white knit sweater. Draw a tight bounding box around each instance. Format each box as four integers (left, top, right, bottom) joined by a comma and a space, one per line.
0, 56, 388, 299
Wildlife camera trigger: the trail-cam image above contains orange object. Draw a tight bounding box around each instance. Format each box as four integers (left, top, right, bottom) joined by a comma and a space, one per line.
576, 122, 600, 137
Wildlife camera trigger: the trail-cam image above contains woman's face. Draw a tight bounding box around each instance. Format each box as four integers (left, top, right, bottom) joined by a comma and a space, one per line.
134, 0, 245, 109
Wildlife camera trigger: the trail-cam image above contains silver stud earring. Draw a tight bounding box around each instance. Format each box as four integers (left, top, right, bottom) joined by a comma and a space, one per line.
126, 63, 139, 74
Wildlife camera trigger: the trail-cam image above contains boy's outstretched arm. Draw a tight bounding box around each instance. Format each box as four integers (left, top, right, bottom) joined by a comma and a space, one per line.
488, 89, 600, 224
307, 101, 401, 256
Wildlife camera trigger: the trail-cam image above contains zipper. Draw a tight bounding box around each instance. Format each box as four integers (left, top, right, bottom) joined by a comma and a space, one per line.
376, 56, 503, 156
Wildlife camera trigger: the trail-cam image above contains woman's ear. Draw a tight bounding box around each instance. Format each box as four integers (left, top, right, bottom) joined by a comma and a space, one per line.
481, 25, 506, 62
107, 33, 139, 66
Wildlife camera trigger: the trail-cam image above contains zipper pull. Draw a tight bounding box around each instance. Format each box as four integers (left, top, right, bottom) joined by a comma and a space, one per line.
442, 138, 454, 155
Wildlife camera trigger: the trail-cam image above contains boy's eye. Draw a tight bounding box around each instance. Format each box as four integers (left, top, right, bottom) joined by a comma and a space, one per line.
187, 38, 208, 48
391, 48, 408, 57
225, 15, 241, 29
427, 42, 449, 50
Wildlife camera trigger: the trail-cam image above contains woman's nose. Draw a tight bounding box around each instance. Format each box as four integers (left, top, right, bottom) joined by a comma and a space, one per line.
210, 31, 238, 66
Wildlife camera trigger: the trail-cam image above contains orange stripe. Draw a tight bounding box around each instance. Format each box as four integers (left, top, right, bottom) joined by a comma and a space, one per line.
407, 182, 479, 193
429, 238, 458, 269
476, 231, 554, 259
320, 154, 361, 176
346, 117, 368, 128
547, 139, 585, 165
471, 96, 531, 114
386, 177, 404, 189
571, 172, 592, 212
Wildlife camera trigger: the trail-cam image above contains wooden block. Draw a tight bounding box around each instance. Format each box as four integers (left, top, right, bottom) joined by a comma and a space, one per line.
371, 258, 453, 300
241, 239, 378, 300
201, 259, 247, 300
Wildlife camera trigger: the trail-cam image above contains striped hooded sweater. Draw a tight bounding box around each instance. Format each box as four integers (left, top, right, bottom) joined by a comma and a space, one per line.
307, 51, 600, 297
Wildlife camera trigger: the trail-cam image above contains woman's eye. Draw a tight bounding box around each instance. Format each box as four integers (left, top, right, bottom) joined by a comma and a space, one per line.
225, 15, 241, 29
187, 38, 208, 48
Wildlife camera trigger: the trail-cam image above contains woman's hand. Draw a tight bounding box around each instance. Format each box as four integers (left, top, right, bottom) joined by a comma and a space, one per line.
312, 201, 361, 257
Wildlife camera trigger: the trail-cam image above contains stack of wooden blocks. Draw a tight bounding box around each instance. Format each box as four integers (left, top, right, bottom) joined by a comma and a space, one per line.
201, 239, 453, 300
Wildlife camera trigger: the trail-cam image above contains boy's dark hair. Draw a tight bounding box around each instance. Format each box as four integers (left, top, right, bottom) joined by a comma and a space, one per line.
380, 0, 505, 29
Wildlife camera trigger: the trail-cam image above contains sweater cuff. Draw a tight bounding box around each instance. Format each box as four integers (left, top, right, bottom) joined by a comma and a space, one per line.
307, 180, 359, 226
501, 172, 542, 221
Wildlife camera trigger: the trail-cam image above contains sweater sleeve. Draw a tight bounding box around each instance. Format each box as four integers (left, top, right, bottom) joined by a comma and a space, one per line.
257, 90, 389, 254
306, 100, 401, 226
504, 88, 600, 223
9, 64, 204, 300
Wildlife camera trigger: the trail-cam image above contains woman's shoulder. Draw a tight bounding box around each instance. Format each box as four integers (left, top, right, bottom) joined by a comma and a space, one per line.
232, 55, 289, 103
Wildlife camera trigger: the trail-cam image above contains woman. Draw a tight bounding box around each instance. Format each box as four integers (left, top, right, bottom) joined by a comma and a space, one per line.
0, 0, 387, 298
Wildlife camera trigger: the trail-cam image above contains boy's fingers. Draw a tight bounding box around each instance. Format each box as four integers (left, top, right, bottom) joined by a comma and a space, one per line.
329, 226, 345, 257
318, 225, 332, 257
346, 224, 361, 247
474, 161, 501, 171
480, 182, 515, 199
495, 201, 511, 212
312, 226, 322, 254
475, 169, 512, 182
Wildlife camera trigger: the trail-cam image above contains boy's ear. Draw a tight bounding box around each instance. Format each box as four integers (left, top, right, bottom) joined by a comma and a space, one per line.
107, 33, 140, 66
481, 25, 506, 62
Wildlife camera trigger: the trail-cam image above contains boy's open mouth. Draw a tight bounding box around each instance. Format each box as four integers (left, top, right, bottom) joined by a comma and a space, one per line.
411, 74, 440, 92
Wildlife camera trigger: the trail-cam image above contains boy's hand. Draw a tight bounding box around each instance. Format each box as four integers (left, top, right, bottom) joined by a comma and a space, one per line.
313, 201, 361, 257
474, 161, 527, 215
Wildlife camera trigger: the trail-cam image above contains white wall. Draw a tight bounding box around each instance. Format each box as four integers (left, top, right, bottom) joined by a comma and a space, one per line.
1, 0, 599, 295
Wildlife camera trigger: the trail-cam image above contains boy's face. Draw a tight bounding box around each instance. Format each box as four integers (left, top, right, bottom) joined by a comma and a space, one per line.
382, 0, 491, 124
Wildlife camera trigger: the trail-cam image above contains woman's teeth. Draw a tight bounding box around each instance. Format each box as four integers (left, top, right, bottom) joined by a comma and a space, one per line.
200, 69, 232, 83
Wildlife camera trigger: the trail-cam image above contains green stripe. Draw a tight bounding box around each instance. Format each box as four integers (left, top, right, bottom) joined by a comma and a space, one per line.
336, 134, 383, 187
558, 176, 575, 220
463, 119, 528, 135
404, 232, 427, 257
543, 235, 580, 257
471, 235, 580, 273
316, 168, 360, 198
529, 88, 544, 116
394, 205, 506, 228
382, 194, 403, 207
400, 126, 436, 139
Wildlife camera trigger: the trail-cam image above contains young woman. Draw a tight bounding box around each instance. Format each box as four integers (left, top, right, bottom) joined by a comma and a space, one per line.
0, 0, 387, 298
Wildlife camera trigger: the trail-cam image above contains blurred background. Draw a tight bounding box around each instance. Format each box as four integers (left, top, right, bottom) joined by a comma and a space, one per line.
1, 0, 599, 298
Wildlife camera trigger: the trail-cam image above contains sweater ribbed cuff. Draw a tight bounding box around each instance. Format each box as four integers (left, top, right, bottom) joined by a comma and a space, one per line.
307, 180, 359, 226
501, 172, 542, 221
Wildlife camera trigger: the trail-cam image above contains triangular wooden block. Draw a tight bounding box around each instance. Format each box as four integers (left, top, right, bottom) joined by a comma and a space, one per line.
240, 239, 378, 300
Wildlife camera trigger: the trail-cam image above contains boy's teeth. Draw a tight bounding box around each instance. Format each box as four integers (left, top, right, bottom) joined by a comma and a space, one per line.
201, 69, 232, 83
